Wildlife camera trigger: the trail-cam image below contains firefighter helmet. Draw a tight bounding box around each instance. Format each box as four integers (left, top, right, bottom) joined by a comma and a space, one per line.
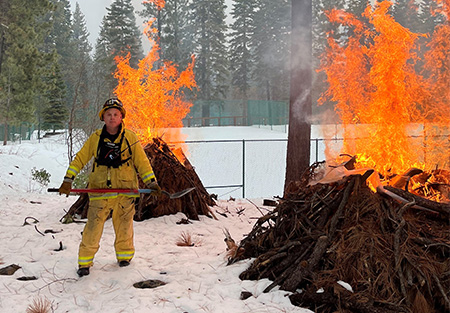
99, 98, 126, 121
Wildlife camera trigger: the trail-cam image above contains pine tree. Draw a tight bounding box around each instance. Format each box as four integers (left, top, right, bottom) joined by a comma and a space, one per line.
92, 28, 112, 99
41, 0, 73, 127
347, 0, 370, 19
228, 0, 257, 99
312, 0, 357, 118
418, 0, 443, 35
46, 0, 73, 60
312, 0, 334, 117
98, 0, 144, 86
0, 0, 8, 75
189, 0, 229, 106
419, 0, 449, 104
70, 3, 95, 130
42, 57, 67, 132
72, 3, 92, 58
140, 0, 192, 69
252, 0, 291, 101
62, 3, 97, 161
95, 0, 144, 93
313, 0, 346, 47
392, 0, 422, 33
346, 0, 370, 43
0, 0, 53, 144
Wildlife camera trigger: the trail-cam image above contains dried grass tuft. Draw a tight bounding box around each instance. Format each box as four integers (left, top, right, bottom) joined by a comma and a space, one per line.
26, 296, 52, 313
225, 244, 245, 260
176, 231, 195, 246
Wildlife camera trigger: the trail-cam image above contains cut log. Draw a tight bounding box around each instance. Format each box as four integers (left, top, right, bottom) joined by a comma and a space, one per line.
384, 185, 450, 217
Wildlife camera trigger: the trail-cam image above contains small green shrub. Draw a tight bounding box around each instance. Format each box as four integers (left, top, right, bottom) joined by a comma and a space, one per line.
31, 167, 51, 186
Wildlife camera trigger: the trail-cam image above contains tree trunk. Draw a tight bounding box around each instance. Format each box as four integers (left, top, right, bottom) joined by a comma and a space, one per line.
3, 74, 12, 146
284, 0, 312, 194
2, 122, 6, 146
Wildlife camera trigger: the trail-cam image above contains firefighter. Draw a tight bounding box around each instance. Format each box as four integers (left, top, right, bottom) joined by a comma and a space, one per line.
58, 97, 161, 277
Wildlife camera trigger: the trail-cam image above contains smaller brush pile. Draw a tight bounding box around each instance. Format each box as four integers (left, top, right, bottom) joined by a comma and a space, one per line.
136, 137, 216, 221
228, 162, 450, 313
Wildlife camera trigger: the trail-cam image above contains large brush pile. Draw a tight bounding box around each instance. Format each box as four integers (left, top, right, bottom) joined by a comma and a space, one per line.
228, 163, 450, 313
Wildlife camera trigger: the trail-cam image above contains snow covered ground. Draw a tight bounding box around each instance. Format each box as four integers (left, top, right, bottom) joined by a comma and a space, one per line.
0, 126, 314, 313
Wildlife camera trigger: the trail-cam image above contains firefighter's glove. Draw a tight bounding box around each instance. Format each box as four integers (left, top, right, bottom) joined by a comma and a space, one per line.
59, 177, 73, 197
147, 181, 162, 196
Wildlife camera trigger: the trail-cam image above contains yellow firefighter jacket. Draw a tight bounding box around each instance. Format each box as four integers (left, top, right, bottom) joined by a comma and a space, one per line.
64, 124, 156, 200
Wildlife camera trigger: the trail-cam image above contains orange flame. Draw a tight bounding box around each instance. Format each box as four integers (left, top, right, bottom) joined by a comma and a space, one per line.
319, 0, 450, 177
113, 18, 196, 160
142, 0, 165, 10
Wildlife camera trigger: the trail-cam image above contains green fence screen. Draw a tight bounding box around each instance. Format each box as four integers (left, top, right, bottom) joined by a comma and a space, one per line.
0, 123, 36, 142
184, 100, 288, 127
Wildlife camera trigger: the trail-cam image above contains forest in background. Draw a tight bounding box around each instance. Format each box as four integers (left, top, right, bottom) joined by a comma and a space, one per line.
0, 0, 447, 150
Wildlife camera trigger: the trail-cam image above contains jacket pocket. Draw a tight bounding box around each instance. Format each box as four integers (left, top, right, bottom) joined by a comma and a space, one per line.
89, 166, 108, 189
114, 165, 138, 189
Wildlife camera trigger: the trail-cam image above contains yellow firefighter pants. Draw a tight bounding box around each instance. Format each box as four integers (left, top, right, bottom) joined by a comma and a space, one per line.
78, 196, 136, 268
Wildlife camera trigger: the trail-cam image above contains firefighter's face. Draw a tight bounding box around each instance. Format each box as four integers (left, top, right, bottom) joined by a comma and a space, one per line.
103, 108, 123, 129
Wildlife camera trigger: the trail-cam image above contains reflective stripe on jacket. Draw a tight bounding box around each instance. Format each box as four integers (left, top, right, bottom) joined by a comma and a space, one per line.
65, 123, 156, 200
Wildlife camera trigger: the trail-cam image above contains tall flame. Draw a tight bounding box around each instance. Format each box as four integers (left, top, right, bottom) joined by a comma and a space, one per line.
143, 0, 165, 10
319, 0, 450, 177
113, 18, 196, 155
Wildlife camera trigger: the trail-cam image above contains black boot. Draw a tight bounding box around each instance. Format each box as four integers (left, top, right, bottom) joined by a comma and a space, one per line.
119, 260, 130, 267
77, 267, 90, 277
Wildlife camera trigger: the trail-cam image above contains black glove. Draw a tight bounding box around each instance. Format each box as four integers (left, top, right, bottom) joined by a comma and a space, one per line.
147, 181, 162, 196
58, 177, 73, 197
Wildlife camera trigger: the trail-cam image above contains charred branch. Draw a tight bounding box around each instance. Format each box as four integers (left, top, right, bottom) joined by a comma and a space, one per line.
384, 185, 450, 217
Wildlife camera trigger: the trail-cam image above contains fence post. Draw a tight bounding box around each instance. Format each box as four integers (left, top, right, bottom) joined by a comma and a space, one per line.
315, 139, 319, 163
242, 139, 245, 198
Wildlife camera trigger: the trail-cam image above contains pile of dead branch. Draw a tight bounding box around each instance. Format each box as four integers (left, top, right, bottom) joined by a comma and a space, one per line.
61, 137, 216, 223
229, 163, 450, 313
137, 137, 216, 220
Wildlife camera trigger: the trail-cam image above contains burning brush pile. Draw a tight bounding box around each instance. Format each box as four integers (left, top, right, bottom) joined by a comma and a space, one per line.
59, 7, 218, 223
228, 160, 449, 313
232, 2, 449, 310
